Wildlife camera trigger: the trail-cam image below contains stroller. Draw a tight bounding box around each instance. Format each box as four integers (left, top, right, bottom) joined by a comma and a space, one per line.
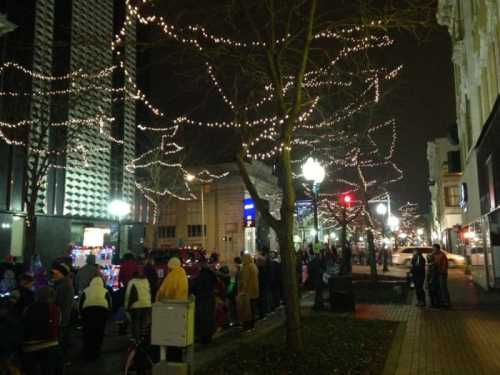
125, 336, 156, 375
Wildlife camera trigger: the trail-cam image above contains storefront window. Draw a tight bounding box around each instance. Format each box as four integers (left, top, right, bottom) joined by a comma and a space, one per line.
445, 186, 460, 207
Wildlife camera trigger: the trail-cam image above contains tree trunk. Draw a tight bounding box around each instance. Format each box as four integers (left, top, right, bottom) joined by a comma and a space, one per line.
24, 213, 37, 267
152, 224, 159, 250
366, 229, 377, 281
278, 225, 303, 353
278, 145, 303, 352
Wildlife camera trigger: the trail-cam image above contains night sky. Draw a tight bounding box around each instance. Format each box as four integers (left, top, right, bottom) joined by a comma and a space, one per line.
386, 29, 455, 212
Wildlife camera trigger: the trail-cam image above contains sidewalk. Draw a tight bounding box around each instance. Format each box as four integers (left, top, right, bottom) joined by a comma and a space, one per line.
381, 269, 500, 375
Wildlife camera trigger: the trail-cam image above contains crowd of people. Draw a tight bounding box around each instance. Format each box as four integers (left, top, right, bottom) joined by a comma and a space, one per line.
0, 247, 287, 374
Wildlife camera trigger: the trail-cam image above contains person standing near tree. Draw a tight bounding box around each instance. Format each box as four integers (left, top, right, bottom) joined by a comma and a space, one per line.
79, 276, 111, 360
51, 262, 74, 364
238, 254, 259, 331
432, 244, 450, 308
410, 248, 426, 307
191, 258, 217, 344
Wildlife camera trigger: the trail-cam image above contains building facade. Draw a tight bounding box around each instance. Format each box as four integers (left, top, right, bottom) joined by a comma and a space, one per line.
427, 137, 463, 251
145, 162, 280, 263
437, 0, 500, 289
0, 1, 141, 265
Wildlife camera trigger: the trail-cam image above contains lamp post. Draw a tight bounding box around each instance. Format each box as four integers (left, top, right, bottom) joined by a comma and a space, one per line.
302, 157, 325, 244
108, 199, 131, 255
186, 173, 206, 250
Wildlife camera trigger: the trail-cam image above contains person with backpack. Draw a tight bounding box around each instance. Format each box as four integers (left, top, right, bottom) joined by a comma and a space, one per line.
22, 286, 64, 375
79, 276, 111, 360
125, 270, 152, 343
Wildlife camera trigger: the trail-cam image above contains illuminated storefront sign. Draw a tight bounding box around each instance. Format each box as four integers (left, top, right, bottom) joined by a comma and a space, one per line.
243, 198, 256, 227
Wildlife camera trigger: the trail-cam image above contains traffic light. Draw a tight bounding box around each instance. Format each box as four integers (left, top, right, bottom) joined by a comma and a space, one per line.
340, 194, 353, 207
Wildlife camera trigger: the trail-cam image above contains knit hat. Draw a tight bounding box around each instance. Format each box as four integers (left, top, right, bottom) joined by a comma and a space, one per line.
167, 257, 181, 269
52, 262, 69, 276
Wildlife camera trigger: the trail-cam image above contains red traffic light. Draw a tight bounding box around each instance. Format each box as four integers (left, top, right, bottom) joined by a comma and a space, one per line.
340, 194, 353, 206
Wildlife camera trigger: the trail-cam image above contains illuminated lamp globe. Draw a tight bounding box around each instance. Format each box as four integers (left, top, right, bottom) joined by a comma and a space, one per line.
108, 199, 131, 219
376, 203, 387, 216
302, 157, 325, 184
388, 216, 400, 231
185, 173, 195, 182
417, 228, 424, 236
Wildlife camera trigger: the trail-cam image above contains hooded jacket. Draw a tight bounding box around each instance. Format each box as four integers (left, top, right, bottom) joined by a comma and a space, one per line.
238, 254, 259, 300
156, 258, 188, 301
125, 277, 152, 310
79, 277, 111, 311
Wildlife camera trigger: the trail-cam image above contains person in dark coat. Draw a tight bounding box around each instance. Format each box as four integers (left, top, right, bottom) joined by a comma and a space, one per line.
0, 297, 23, 375
269, 252, 282, 310
191, 259, 217, 344
309, 252, 325, 310
427, 251, 440, 308
11, 273, 35, 315
256, 250, 272, 319
75, 254, 100, 294
410, 248, 426, 306
22, 286, 64, 375
51, 263, 74, 362
143, 256, 159, 303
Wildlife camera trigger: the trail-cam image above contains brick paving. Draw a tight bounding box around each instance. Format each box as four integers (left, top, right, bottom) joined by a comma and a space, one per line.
378, 269, 500, 375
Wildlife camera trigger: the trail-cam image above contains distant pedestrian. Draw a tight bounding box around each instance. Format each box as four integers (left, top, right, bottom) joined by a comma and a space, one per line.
75, 254, 100, 293
269, 251, 282, 310
79, 276, 111, 360
238, 254, 259, 331
22, 286, 64, 375
309, 252, 325, 310
125, 270, 152, 343
192, 259, 217, 344
433, 244, 450, 308
51, 262, 74, 362
410, 248, 426, 306
256, 250, 272, 319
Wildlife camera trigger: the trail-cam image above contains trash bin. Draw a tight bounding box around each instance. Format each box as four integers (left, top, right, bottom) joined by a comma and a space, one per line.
328, 276, 355, 312
151, 298, 195, 375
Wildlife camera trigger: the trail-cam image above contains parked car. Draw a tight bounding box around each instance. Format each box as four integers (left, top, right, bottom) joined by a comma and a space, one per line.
392, 246, 465, 268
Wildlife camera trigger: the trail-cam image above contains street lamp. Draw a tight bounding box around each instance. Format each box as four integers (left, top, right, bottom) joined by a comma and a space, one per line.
108, 199, 131, 254
376, 203, 387, 216
302, 157, 325, 244
185, 173, 207, 249
388, 216, 399, 231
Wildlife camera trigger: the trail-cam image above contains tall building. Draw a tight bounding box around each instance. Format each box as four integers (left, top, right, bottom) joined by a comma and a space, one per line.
145, 162, 280, 262
437, 0, 500, 289
0, 1, 141, 265
427, 137, 462, 251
